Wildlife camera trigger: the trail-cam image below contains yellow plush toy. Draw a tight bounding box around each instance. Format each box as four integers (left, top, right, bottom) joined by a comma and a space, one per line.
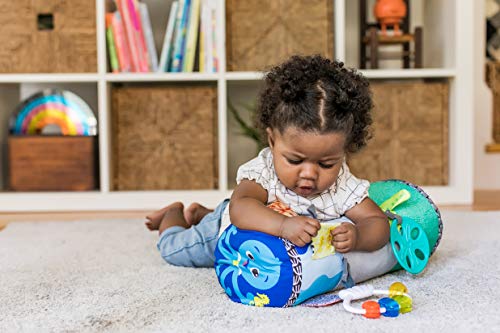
311, 223, 339, 259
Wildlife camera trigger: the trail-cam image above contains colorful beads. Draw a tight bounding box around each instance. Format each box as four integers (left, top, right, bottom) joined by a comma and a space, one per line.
362, 300, 381, 319
393, 295, 413, 314
389, 282, 408, 297
378, 297, 400, 317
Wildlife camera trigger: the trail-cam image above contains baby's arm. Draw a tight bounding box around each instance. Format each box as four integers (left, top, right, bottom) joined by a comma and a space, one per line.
333, 198, 390, 253
230, 179, 320, 246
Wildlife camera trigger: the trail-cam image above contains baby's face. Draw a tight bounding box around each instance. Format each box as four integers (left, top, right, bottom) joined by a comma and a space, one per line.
267, 127, 346, 198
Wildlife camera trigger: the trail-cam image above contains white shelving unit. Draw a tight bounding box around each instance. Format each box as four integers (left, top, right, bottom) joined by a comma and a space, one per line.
0, 0, 474, 212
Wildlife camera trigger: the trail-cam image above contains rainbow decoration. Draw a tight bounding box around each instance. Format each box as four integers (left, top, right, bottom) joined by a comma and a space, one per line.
9, 89, 97, 136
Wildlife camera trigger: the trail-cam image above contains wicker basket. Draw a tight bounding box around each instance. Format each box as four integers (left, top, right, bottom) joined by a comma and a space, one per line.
0, 0, 97, 73
348, 80, 449, 185
226, 0, 334, 71
111, 84, 218, 190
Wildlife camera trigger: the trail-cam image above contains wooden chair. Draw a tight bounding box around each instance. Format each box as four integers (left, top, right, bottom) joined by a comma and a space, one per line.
359, 0, 423, 69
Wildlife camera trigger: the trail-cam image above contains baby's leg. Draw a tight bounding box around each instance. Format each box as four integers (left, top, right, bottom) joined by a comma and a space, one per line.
158, 202, 189, 235
145, 202, 213, 230
157, 199, 229, 267
145, 202, 188, 231
184, 203, 213, 226
343, 242, 397, 284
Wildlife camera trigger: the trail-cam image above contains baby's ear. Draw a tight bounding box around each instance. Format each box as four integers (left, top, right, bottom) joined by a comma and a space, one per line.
266, 127, 274, 148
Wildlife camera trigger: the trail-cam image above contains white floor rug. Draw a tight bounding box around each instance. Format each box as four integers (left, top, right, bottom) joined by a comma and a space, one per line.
1, 210, 499, 332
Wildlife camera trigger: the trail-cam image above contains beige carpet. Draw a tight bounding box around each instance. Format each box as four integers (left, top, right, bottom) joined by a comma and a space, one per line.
1, 210, 499, 332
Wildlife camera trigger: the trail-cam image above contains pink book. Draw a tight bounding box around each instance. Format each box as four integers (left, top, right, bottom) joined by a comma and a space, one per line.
211, 4, 218, 72
131, 0, 151, 72
111, 12, 131, 72
118, 0, 140, 72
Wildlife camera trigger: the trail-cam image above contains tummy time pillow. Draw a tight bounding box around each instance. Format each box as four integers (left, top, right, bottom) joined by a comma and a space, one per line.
214, 180, 443, 307
214, 201, 346, 307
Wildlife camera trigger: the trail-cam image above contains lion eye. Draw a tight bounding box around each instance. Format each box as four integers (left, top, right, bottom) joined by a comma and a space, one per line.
251, 268, 259, 277
246, 251, 255, 260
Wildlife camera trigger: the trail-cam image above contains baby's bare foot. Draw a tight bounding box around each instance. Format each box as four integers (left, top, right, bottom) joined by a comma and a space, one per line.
158, 202, 189, 235
184, 202, 213, 226
145, 202, 184, 231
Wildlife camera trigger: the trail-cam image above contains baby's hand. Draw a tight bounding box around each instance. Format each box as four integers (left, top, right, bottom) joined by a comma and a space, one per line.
331, 222, 358, 253
279, 216, 321, 247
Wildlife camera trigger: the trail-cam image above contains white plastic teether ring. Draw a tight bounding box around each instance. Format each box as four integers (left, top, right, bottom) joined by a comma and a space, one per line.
339, 285, 374, 301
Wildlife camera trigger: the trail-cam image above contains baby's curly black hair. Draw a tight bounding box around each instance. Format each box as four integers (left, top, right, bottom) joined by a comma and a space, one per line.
256, 54, 373, 153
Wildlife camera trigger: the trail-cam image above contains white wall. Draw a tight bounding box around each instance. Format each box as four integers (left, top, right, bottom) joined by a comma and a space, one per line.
475, 2, 500, 189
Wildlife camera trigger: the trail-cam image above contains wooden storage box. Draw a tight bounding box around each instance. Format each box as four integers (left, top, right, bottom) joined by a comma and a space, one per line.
0, 0, 97, 73
348, 81, 449, 185
226, 0, 334, 71
8, 136, 98, 191
112, 84, 218, 190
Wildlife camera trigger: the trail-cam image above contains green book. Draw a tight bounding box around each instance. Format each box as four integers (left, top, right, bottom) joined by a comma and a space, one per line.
106, 26, 120, 73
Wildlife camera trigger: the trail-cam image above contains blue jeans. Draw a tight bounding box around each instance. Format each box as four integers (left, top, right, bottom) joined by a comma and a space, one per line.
157, 199, 229, 267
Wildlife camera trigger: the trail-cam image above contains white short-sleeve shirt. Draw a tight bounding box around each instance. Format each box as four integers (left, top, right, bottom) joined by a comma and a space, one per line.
220, 148, 370, 233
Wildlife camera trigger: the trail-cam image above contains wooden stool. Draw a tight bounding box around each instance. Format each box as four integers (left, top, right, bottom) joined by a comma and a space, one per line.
362, 26, 423, 69
359, 0, 423, 69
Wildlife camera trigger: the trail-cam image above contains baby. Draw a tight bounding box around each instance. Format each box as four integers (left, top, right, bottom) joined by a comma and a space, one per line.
146, 55, 396, 282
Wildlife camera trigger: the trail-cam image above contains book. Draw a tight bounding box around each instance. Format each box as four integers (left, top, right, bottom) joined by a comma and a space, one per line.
128, 0, 149, 72
171, 0, 191, 72
198, 0, 206, 72
182, 0, 201, 72
201, 0, 216, 73
158, 1, 179, 72
117, 0, 140, 71
210, 0, 218, 72
138, 2, 158, 72
200, 0, 215, 73
105, 14, 120, 73
131, 0, 151, 72
111, 11, 131, 72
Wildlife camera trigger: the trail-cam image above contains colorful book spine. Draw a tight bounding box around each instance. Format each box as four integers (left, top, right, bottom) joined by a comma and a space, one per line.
210, 0, 218, 73
139, 2, 158, 72
183, 0, 201, 72
198, 0, 206, 72
105, 14, 120, 73
131, 0, 151, 72
112, 11, 131, 72
203, 0, 216, 73
171, 0, 191, 72
118, 0, 139, 71
158, 1, 179, 72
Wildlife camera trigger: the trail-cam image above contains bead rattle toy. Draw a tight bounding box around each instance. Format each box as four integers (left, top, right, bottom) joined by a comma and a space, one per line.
338, 282, 412, 319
